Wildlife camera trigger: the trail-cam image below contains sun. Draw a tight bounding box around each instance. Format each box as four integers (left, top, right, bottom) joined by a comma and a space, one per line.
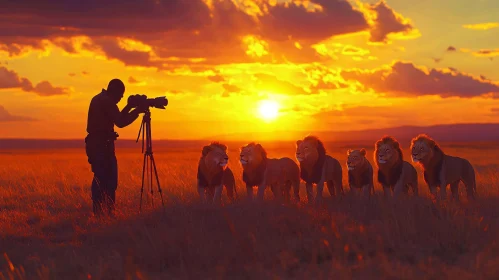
257, 100, 280, 121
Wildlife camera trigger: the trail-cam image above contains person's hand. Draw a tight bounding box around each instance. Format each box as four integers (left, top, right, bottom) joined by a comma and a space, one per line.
135, 103, 149, 113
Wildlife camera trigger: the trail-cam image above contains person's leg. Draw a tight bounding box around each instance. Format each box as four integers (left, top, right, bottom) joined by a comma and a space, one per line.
108, 154, 118, 215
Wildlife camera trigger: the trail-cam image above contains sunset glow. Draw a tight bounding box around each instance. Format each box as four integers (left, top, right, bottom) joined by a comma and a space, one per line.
258, 100, 280, 122
0, 0, 498, 140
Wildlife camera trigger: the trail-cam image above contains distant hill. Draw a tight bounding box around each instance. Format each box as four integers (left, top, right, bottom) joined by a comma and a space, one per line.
208, 123, 499, 143
1, 123, 499, 149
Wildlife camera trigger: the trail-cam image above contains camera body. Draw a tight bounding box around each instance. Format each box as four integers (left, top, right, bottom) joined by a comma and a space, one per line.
128, 94, 168, 109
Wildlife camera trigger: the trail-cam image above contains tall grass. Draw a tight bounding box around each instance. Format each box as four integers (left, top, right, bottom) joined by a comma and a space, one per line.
1, 141, 499, 279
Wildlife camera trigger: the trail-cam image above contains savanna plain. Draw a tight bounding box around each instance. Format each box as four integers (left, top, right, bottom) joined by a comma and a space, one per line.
1, 140, 499, 280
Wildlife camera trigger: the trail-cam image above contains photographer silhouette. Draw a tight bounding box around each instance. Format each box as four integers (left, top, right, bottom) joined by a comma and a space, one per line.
85, 78, 147, 217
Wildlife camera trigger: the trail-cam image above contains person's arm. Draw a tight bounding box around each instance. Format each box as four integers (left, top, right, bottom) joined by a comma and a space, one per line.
107, 100, 144, 128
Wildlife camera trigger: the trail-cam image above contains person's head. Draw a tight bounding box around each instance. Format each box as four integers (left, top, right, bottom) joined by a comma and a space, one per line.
106, 79, 125, 104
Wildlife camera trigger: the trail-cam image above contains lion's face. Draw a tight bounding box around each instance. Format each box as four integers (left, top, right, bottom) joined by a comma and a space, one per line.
295, 139, 318, 163
346, 149, 366, 171
410, 139, 433, 163
239, 144, 264, 167
202, 144, 229, 169
376, 143, 398, 165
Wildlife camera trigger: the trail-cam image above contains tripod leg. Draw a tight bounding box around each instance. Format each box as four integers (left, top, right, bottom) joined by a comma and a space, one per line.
140, 151, 147, 213
150, 153, 165, 207
149, 154, 154, 208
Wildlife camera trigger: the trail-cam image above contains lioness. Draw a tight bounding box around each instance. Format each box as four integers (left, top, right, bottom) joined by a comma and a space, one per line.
346, 148, 374, 198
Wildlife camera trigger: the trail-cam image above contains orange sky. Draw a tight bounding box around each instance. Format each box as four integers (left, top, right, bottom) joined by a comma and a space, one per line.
0, 0, 499, 140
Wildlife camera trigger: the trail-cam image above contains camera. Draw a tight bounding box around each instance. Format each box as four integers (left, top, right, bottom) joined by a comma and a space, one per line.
128, 94, 168, 109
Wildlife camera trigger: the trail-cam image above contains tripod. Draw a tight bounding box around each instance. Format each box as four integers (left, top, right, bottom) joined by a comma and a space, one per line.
136, 109, 165, 212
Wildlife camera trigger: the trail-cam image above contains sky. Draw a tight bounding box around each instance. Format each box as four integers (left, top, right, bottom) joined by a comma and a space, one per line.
1, 0, 499, 140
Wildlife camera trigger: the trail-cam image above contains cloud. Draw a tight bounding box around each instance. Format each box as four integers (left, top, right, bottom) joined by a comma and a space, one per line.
128, 76, 140, 84
366, 0, 418, 43
0, 0, 418, 68
341, 61, 499, 98
462, 22, 499, 30
222, 84, 241, 97
302, 64, 350, 93
0, 105, 36, 122
253, 73, 311, 95
0, 66, 70, 96
207, 74, 226, 83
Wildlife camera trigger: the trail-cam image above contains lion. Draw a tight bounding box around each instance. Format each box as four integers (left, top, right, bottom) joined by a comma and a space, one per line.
410, 134, 477, 201
295, 135, 343, 204
239, 142, 300, 202
346, 149, 374, 198
374, 136, 418, 197
197, 142, 238, 204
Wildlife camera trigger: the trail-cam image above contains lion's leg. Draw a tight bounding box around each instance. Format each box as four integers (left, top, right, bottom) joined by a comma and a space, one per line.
409, 180, 418, 196
197, 186, 206, 203
292, 180, 300, 202
225, 182, 235, 202
382, 185, 392, 197
246, 184, 254, 200
206, 187, 215, 203
213, 184, 223, 205
450, 181, 459, 201
462, 166, 477, 200
283, 181, 291, 202
305, 182, 314, 204
429, 185, 439, 201
326, 180, 335, 197
257, 183, 266, 201
270, 183, 282, 201
361, 184, 371, 199
316, 181, 325, 204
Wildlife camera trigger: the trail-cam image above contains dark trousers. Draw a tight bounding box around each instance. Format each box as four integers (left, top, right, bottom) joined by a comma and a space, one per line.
85, 137, 118, 216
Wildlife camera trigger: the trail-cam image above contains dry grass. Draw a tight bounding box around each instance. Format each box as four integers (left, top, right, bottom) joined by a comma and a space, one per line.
1, 141, 499, 279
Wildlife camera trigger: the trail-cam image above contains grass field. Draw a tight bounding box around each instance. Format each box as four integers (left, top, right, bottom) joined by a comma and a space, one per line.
1, 140, 499, 279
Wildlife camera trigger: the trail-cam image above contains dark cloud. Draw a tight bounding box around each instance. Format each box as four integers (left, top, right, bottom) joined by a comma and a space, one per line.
258, 0, 368, 42
0, 105, 36, 122
0, 66, 70, 96
341, 61, 499, 98
367, 0, 415, 43
0, 0, 418, 68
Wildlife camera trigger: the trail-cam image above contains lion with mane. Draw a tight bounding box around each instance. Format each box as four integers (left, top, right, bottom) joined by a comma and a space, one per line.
295, 135, 343, 204
374, 136, 418, 197
410, 134, 476, 200
240, 142, 300, 202
197, 142, 237, 204
346, 148, 374, 198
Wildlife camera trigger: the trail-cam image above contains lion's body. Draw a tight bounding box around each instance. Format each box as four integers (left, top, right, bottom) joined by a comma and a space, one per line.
240, 143, 300, 201
410, 134, 476, 200
346, 149, 374, 197
197, 142, 237, 203
374, 136, 418, 197
296, 136, 343, 203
